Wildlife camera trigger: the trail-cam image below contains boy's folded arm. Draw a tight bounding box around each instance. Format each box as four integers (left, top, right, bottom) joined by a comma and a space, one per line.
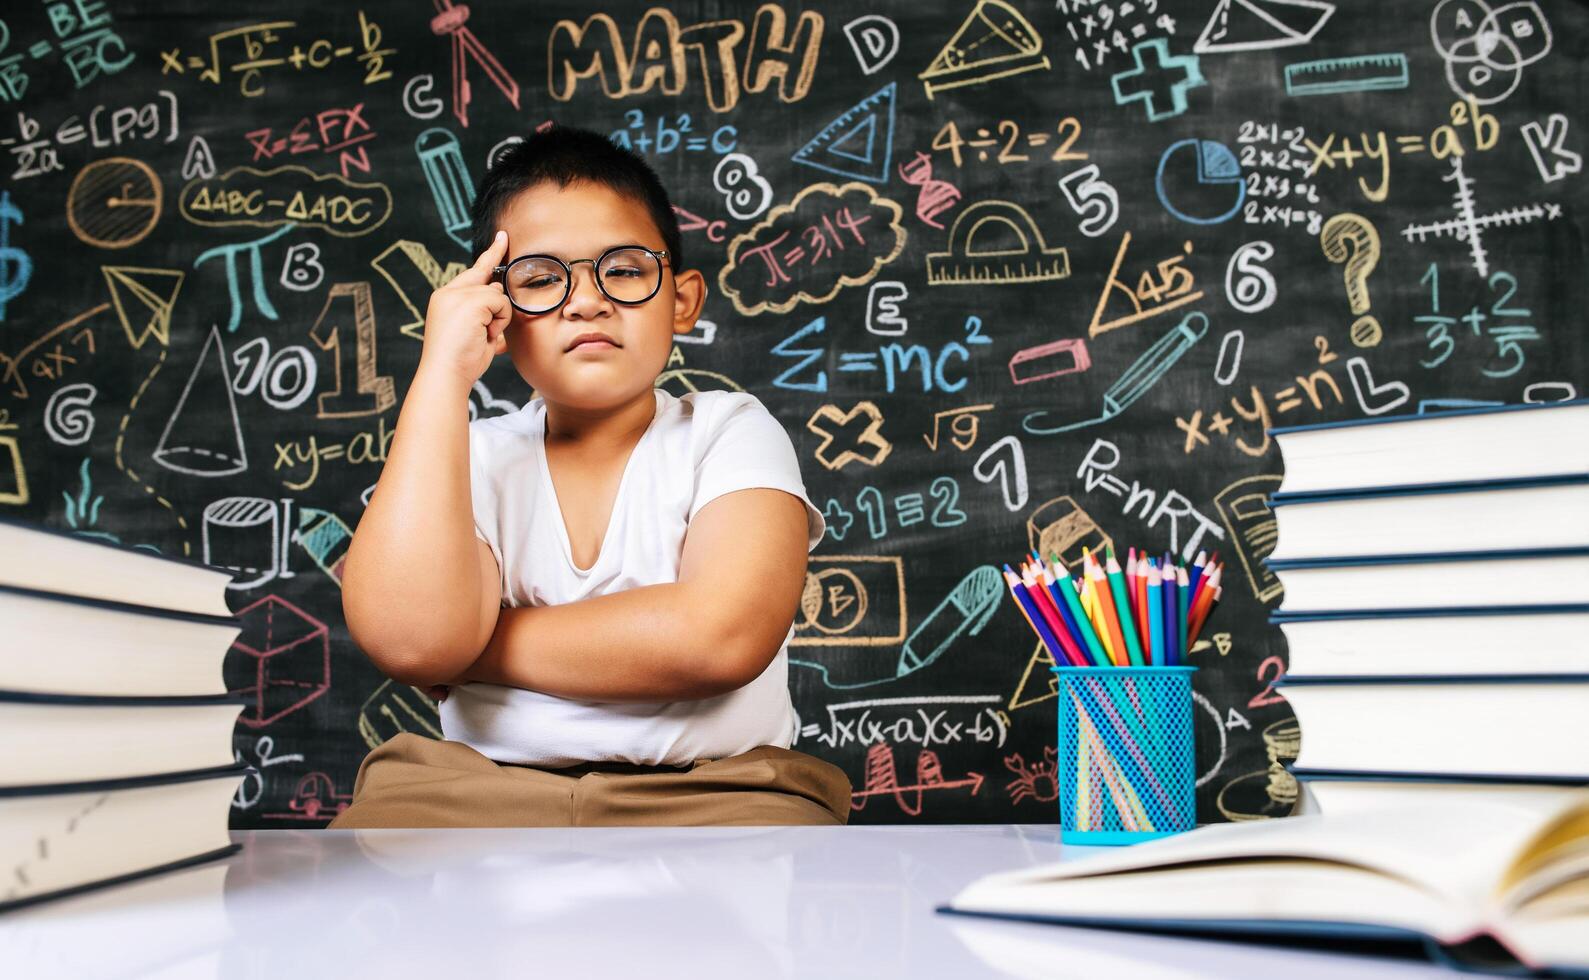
446, 488, 810, 702
342, 369, 492, 689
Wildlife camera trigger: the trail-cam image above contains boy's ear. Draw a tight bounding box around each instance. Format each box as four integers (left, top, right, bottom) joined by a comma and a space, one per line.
671, 267, 708, 335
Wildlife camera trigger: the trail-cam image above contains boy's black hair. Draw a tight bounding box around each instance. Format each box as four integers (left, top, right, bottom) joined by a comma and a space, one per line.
468, 125, 684, 272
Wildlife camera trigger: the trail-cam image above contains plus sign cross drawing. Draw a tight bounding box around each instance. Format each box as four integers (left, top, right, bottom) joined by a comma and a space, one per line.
1111, 38, 1206, 123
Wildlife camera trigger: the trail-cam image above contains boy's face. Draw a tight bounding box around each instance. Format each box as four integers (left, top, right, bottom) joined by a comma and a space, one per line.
493, 180, 706, 412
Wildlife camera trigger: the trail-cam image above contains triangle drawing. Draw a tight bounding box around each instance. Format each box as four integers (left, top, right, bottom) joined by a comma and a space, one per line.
792, 82, 897, 183
1194, 0, 1335, 54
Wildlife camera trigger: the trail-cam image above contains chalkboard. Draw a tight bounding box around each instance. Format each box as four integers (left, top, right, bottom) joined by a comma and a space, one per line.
1, 0, 1584, 827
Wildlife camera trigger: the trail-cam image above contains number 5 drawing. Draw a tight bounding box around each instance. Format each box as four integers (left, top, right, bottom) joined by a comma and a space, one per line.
1058, 165, 1119, 238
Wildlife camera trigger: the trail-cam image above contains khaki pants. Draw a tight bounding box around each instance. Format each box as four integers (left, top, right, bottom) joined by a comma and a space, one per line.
327, 733, 852, 828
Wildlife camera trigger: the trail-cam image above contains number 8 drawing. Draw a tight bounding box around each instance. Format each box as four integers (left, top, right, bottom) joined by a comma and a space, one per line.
1057, 165, 1119, 238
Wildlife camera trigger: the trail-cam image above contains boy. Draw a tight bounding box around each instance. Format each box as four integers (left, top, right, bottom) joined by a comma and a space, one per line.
330, 127, 850, 827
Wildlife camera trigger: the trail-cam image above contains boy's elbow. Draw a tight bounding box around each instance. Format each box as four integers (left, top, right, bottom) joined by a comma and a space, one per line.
705, 607, 793, 696
370, 652, 460, 690
350, 630, 472, 690
342, 583, 473, 689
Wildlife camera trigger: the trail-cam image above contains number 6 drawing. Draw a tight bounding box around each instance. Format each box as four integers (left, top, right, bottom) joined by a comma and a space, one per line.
1057, 165, 1119, 238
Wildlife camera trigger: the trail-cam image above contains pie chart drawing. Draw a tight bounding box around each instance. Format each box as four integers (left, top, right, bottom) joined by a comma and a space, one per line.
1155, 138, 1245, 225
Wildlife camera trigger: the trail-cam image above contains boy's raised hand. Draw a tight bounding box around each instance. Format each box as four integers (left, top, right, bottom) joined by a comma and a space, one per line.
417, 229, 514, 390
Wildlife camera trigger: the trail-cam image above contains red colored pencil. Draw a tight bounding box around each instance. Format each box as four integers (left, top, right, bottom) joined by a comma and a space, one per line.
1024, 566, 1083, 666
1187, 567, 1223, 644
1136, 558, 1151, 661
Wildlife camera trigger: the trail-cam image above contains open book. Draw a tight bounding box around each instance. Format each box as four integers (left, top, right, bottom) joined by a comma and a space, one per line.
938, 791, 1589, 974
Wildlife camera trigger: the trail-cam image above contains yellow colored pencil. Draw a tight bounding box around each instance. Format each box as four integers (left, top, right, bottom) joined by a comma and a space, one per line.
1081, 575, 1119, 666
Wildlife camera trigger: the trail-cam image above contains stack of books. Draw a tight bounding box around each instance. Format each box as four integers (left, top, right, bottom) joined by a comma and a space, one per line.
1261, 400, 1589, 813
0, 514, 253, 912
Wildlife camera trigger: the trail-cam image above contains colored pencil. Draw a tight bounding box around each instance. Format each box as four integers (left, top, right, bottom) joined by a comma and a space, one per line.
1022, 564, 1072, 660
1106, 549, 1146, 667
1188, 549, 1207, 598
1032, 565, 1088, 667
1081, 572, 1116, 666
1087, 555, 1129, 668
1137, 559, 1150, 657
1161, 560, 1179, 666
1176, 565, 1191, 659
1146, 562, 1165, 667
1042, 562, 1094, 664
1023, 565, 1074, 657
1190, 562, 1220, 615
1003, 565, 1066, 663
1188, 568, 1224, 645
1193, 585, 1222, 644
1050, 554, 1111, 668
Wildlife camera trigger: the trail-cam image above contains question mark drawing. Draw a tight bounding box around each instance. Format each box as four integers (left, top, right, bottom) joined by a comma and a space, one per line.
1319, 213, 1382, 348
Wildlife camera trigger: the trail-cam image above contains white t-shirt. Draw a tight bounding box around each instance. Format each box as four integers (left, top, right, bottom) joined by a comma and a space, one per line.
441, 387, 826, 768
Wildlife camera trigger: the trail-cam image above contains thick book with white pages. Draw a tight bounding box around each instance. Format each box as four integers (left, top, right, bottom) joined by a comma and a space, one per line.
1266, 476, 1589, 561
0, 690, 248, 788
1272, 605, 1589, 677
1279, 677, 1589, 780
0, 515, 235, 618
1295, 773, 1587, 818
1271, 399, 1589, 495
0, 764, 250, 913
1, 584, 239, 697
937, 791, 1589, 975
1267, 548, 1589, 613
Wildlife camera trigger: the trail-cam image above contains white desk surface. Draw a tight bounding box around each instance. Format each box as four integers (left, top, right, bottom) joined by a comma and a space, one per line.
3, 824, 1462, 979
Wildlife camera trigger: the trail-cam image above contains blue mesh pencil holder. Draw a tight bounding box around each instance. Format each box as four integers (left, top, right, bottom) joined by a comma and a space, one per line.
1051, 666, 1197, 845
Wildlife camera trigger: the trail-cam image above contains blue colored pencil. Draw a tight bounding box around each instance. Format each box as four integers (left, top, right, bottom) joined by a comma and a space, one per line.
1003, 564, 1067, 664
1147, 562, 1165, 668
1042, 564, 1092, 668
1188, 550, 1207, 598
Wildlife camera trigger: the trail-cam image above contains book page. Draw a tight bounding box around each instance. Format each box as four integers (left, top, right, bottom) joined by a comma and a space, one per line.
1495, 875, 1589, 972
953, 858, 1464, 939
956, 798, 1582, 916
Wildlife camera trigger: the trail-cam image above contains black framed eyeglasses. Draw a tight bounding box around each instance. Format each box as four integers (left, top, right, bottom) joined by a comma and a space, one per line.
493, 245, 671, 315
